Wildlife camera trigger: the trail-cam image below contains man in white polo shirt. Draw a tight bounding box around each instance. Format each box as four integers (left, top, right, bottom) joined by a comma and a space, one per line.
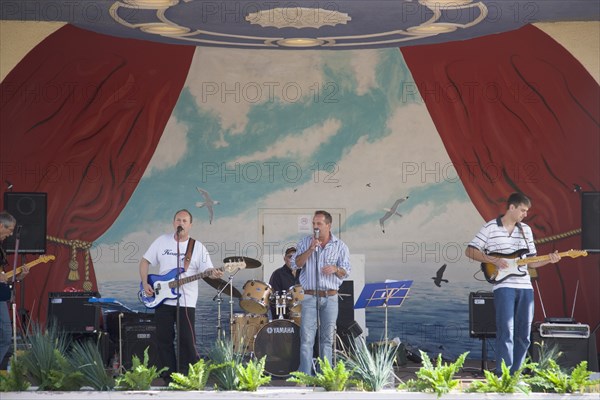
466, 192, 560, 375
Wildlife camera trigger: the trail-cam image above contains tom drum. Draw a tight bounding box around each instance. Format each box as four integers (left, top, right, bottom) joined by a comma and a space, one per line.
240, 280, 272, 314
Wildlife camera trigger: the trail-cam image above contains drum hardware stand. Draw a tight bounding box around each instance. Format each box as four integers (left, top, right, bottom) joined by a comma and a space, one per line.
275, 290, 288, 320
212, 265, 241, 344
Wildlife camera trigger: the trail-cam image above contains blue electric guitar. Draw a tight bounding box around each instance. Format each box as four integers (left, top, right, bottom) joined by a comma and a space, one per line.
138, 260, 245, 308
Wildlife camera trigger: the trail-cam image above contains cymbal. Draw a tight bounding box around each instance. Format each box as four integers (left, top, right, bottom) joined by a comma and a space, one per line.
202, 277, 242, 298
223, 256, 262, 269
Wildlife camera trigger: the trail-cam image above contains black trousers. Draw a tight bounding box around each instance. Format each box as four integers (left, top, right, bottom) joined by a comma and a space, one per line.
154, 304, 198, 376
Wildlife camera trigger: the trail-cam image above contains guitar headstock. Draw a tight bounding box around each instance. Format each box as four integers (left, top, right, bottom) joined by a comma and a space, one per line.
223, 260, 247, 272
566, 249, 588, 258
39, 255, 56, 263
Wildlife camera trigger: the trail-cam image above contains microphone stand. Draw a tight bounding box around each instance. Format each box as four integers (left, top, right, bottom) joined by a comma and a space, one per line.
314, 231, 321, 366
11, 226, 21, 360
175, 228, 182, 374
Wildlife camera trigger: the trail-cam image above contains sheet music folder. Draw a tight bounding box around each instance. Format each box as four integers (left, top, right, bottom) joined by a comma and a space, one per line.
88, 297, 139, 314
354, 280, 413, 309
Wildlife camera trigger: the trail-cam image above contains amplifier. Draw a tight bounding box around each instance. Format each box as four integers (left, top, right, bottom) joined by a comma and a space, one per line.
539, 323, 590, 338
47, 292, 101, 333
469, 292, 496, 338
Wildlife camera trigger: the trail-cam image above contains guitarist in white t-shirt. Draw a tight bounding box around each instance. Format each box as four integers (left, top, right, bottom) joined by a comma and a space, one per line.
139, 209, 222, 382
465, 193, 560, 376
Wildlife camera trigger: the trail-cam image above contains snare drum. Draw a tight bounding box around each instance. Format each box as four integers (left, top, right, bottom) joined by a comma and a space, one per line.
288, 284, 304, 313
253, 319, 300, 376
240, 280, 272, 314
231, 313, 268, 353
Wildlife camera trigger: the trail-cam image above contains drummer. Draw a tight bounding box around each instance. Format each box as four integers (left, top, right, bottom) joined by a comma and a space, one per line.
268, 247, 299, 320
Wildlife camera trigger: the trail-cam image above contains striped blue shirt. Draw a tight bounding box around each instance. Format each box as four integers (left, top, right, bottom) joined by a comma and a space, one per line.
291, 233, 351, 291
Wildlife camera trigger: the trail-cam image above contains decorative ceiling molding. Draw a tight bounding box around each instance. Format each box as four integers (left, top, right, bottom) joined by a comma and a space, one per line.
110, 0, 488, 48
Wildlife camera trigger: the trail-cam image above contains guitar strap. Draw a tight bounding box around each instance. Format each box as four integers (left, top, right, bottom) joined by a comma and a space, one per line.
516, 223, 530, 255
183, 238, 196, 271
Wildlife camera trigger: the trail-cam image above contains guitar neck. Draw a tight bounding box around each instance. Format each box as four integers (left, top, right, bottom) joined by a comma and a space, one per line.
4, 257, 51, 279
516, 250, 579, 266
167, 265, 226, 288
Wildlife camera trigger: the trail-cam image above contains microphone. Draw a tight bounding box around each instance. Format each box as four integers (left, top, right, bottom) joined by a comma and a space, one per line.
15, 225, 22, 237
314, 228, 320, 239
176, 226, 183, 234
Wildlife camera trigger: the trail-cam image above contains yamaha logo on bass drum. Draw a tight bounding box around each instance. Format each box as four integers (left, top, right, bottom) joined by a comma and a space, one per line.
266, 325, 296, 334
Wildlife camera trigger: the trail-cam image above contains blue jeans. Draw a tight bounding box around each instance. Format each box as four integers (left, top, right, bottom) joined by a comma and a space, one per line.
0, 301, 11, 366
298, 294, 338, 375
494, 287, 534, 375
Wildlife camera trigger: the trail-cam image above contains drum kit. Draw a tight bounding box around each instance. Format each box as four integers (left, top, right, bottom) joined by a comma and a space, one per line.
208, 257, 304, 377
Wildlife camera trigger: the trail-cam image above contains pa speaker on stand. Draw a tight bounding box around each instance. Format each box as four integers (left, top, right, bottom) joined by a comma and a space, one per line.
469, 292, 496, 373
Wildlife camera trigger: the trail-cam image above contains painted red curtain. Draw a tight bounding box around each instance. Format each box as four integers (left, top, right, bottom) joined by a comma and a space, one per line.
0, 25, 194, 325
403, 25, 600, 331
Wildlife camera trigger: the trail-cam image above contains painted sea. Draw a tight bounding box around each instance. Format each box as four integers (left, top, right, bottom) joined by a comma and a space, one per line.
98, 279, 496, 362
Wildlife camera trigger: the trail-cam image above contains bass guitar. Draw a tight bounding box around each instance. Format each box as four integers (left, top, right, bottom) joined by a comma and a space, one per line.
0, 255, 56, 301
481, 249, 587, 284
139, 260, 246, 308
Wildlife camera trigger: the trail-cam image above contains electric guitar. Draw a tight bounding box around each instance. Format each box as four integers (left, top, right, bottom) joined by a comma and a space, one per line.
0, 255, 56, 301
138, 260, 246, 308
481, 249, 587, 284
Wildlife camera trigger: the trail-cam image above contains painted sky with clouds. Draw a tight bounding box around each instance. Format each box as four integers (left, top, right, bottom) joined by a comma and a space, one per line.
94, 47, 489, 291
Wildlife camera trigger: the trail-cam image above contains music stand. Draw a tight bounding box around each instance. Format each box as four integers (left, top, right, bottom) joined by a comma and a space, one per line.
355, 280, 412, 343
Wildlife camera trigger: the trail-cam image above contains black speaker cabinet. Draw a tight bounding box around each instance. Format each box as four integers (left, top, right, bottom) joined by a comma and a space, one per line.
582, 192, 600, 252
469, 291, 496, 338
3, 192, 47, 253
47, 292, 100, 334
530, 330, 599, 371
122, 321, 159, 370
337, 280, 355, 329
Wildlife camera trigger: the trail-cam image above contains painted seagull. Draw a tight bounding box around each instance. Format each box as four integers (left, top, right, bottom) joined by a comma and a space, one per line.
379, 195, 409, 233
195, 187, 219, 224
431, 264, 449, 287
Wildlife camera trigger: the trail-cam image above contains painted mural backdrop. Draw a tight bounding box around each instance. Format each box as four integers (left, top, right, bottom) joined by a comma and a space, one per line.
92, 47, 493, 358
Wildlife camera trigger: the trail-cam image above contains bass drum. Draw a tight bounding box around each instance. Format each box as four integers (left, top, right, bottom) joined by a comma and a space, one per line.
253, 319, 300, 377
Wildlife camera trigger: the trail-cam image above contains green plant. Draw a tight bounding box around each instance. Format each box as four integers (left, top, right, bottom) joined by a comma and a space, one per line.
340, 337, 397, 391
115, 347, 167, 390
207, 336, 244, 390
0, 356, 31, 392
235, 355, 271, 391
531, 340, 563, 370
69, 339, 115, 391
399, 350, 468, 398
466, 360, 530, 394
20, 324, 83, 391
287, 357, 352, 391
527, 359, 599, 393
168, 358, 211, 390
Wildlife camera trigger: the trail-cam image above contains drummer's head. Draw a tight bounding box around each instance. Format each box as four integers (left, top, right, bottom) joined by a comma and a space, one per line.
284, 247, 296, 266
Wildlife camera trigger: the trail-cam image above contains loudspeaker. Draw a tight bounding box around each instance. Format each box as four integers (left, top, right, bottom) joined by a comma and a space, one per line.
122, 321, 159, 370
47, 292, 100, 333
582, 192, 600, 252
469, 292, 496, 338
530, 330, 599, 371
3, 192, 47, 253
337, 280, 355, 329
